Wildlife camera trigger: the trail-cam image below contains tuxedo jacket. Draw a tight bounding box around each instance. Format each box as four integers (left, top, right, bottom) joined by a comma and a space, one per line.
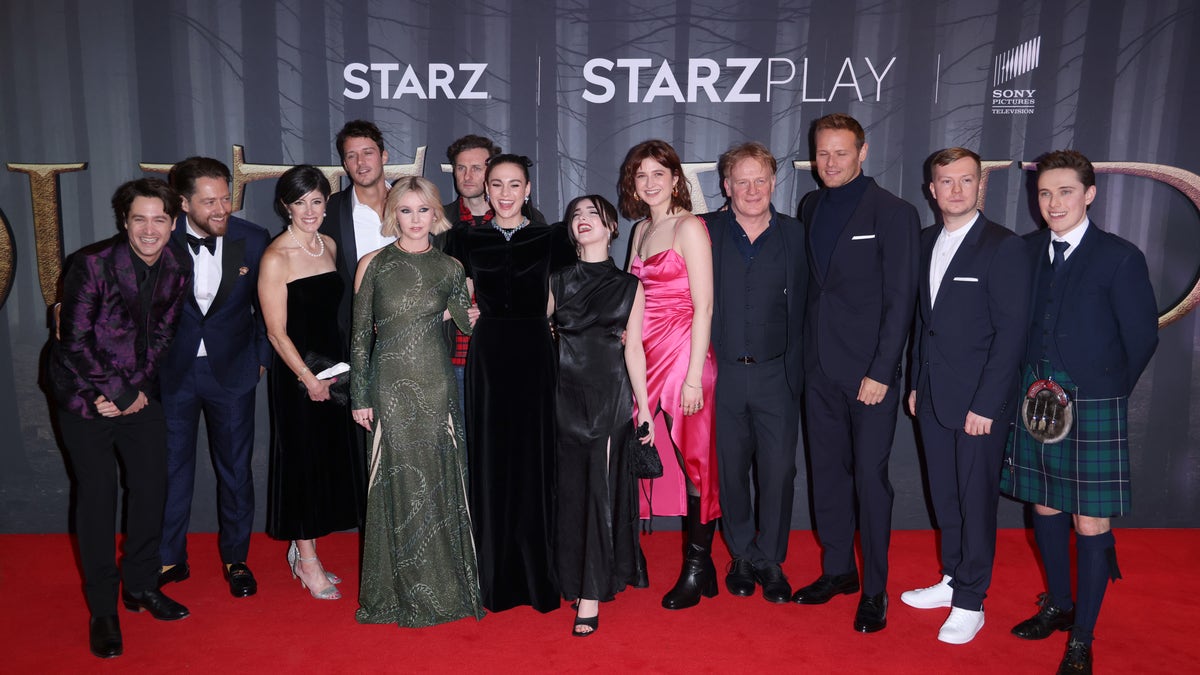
702, 206, 809, 396
912, 214, 1030, 428
1022, 223, 1158, 397
50, 235, 191, 418
799, 177, 920, 386
319, 188, 359, 338
161, 215, 271, 395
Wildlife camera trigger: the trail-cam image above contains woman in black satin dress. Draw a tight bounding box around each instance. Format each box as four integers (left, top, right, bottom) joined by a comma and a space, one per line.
551, 195, 653, 636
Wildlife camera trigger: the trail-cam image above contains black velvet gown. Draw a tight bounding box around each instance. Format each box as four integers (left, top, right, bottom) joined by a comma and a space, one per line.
445, 222, 575, 612
551, 259, 642, 602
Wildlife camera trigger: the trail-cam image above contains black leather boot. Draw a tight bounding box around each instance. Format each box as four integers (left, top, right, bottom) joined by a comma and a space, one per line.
634, 546, 650, 588
662, 495, 718, 609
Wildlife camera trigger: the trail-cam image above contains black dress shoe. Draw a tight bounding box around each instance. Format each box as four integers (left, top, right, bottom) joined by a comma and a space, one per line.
725, 558, 756, 597
122, 588, 190, 620
854, 592, 888, 633
754, 563, 792, 604
1011, 594, 1074, 640
224, 562, 258, 598
157, 563, 190, 587
1057, 638, 1092, 674
88, 615, 122, 659
791, 572, 860, 604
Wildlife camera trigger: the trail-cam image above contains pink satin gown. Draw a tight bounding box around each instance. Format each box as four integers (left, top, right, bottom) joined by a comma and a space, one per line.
630, 248, 720, 523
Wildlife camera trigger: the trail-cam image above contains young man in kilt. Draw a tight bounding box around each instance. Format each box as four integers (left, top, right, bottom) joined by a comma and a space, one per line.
1001, 150, 1159, 675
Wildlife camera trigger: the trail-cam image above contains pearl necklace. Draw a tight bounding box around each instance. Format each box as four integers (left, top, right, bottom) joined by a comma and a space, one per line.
288, 225, 325, 258
492, 217, 529, 242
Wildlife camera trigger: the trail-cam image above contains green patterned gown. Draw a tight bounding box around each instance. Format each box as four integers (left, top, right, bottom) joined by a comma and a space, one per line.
350, 244, 483, 626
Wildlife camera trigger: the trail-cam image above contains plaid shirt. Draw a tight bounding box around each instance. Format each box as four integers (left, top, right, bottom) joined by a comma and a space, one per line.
449, 199, 492, 366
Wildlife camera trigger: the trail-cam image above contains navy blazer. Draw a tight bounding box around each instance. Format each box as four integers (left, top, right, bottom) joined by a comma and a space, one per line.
799, 177, 920, 386
912, 214, 1030, 427
702, 206, 809, 396
1022, 223, 1158, 398
318, 188, 359, 338
161, 215, 271, 395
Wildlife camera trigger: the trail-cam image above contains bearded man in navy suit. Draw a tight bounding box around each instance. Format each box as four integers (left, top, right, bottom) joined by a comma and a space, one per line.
157, 157, 271, 598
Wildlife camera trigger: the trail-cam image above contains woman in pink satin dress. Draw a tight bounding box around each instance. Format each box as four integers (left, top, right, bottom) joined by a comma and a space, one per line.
618, 139, 719, 610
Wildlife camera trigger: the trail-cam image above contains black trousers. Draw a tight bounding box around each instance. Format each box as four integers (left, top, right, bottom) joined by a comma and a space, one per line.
714, 358, 799, 566
804, 367, 900, 596
59, 401, 168, 617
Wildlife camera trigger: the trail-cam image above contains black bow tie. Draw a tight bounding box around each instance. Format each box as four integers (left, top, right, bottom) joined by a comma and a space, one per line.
186, 233, 216, 255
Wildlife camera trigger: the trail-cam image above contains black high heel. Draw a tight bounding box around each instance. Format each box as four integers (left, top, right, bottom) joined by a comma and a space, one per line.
572, 613, 599, 637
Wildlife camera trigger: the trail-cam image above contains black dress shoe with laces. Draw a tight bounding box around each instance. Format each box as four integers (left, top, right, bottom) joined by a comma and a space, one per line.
854, 592, 888, 633
1057, 638, 1092, 674
88, 615, 122, 659
791, 572, 860, 604
224, 562, 258, 598
754, 563, 792, 604
157, 563, 190, 587
725, 558, 756, 596
121, 588, 190, 620
1011, 594, 1074, 640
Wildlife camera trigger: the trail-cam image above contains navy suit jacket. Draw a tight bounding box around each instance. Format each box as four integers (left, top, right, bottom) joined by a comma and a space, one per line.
702, 206, 809, 396
161, 215, 271, 396
1022, 223, 1158, 397
318, 188, 359, 338
912, 214, 1030, 428
799, 177, 920, 386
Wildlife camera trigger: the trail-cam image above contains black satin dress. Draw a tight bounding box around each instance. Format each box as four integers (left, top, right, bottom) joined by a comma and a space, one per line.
551, 259, 642, 602
445, 222, 575, 612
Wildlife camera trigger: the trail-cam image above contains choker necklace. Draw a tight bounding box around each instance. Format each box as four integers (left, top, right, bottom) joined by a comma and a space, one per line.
288, 225, 325, 258
397, 241, 432, 254
492, 217, 529, 242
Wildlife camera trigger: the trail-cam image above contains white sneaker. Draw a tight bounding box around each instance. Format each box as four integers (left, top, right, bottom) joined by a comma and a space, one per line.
937, 607, 985, 644
900, 574, 953, 609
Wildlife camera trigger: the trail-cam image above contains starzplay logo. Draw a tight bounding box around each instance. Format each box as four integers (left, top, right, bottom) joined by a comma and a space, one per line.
991, 36, 1039, 115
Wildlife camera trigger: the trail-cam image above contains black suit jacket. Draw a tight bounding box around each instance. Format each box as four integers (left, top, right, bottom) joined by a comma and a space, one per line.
800, 177, 920, 386
912, 214, 1030, 427
318, 189, 360, 338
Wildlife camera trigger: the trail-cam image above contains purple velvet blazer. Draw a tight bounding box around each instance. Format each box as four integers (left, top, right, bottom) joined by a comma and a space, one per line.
49, 235, 191, 418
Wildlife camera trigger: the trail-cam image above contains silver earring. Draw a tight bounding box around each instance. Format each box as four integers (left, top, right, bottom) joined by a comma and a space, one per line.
484, 193, 490, 203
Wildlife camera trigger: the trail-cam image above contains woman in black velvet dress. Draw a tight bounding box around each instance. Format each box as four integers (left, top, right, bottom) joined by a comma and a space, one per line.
444, 154, 575, 612
551, 195, 653, 636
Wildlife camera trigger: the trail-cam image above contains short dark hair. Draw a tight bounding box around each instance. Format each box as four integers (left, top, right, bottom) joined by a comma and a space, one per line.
929, 147, 982, 175
112, 178, 181, 231
718, 142, 777, 181
274, 165, 332, 223
812, 113, 866, 149
617, 139, 692, 221
1036, 149, 1095, 189
447, 134, 501, 164
563, 195, 620, 249
168, 156, 231, 198
335, 120, 385, 162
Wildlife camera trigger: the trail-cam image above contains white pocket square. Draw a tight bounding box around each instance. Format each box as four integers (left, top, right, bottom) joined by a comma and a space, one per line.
952, 276, 979, 282
851, 234, 875, 240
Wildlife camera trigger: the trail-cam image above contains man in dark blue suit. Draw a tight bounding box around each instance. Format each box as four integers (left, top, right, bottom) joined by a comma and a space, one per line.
791, 113, 919, 633
1002, 150, 1158, 675
701, 142, 807, 604
158, 157, 271, 598
901, 148, 1030, 644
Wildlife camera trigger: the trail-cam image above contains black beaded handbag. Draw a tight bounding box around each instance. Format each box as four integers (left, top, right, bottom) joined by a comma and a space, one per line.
627, 421, 662, 479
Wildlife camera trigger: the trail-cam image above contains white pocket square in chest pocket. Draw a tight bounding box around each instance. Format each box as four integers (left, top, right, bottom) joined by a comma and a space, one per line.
952, 276, 979, 282
851, 234, 875, 240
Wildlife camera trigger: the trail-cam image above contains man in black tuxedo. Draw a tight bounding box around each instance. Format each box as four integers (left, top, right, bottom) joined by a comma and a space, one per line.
700, 142, 807, 604
158, 157, 271, 598
901, 147, 1030, 644
791, 113, 919, 633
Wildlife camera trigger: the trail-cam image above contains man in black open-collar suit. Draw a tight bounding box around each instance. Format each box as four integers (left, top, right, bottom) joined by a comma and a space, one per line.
900, 148, 1031, 644
158, 157, 271, 599
791, 113, 919, 634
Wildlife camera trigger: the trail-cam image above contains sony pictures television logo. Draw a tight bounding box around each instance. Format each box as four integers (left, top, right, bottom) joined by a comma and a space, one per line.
991, 36, 1039, 115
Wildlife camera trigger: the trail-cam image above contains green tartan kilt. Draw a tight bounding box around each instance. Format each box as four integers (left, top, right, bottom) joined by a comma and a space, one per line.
1000, 362, 1131, 517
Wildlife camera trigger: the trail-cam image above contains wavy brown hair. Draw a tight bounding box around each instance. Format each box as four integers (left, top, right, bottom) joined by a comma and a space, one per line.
617, 139, 691, 221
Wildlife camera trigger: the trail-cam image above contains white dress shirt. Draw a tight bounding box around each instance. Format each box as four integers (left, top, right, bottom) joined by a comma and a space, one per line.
350, 183, 396, 260
929, 211, 979, 307
186, 222, 222, 357
1047, 216, 1090, 263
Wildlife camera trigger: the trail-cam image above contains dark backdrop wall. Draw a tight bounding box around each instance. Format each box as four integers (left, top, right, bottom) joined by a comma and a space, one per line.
2, 0, 1198, 533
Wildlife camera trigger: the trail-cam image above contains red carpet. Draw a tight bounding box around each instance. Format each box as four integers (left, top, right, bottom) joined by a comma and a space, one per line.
3, 529, 1196, 673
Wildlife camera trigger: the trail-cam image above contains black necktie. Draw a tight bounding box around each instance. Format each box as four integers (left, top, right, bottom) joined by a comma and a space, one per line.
1051, 240, 1069, 268
187, 233, 216, 255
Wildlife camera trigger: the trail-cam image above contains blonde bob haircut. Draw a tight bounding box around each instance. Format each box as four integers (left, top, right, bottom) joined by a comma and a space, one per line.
382, 176, 450, 238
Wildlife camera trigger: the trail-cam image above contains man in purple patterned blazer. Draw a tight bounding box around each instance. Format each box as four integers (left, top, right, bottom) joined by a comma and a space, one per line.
48, 178, 193, 659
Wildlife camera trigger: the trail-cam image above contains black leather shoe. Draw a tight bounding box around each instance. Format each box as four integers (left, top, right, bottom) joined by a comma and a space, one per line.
157, 563, 190, 587
121, 588, 190, 620
224, 562, 258, 598
1057, 638, 1093, 674
725, 558, 756, 597
754, 563, 792, 604
854, 592, 888, 633
791, 572, 860, 604
1011, 594, 1074, 640
88, 615, 122, 658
